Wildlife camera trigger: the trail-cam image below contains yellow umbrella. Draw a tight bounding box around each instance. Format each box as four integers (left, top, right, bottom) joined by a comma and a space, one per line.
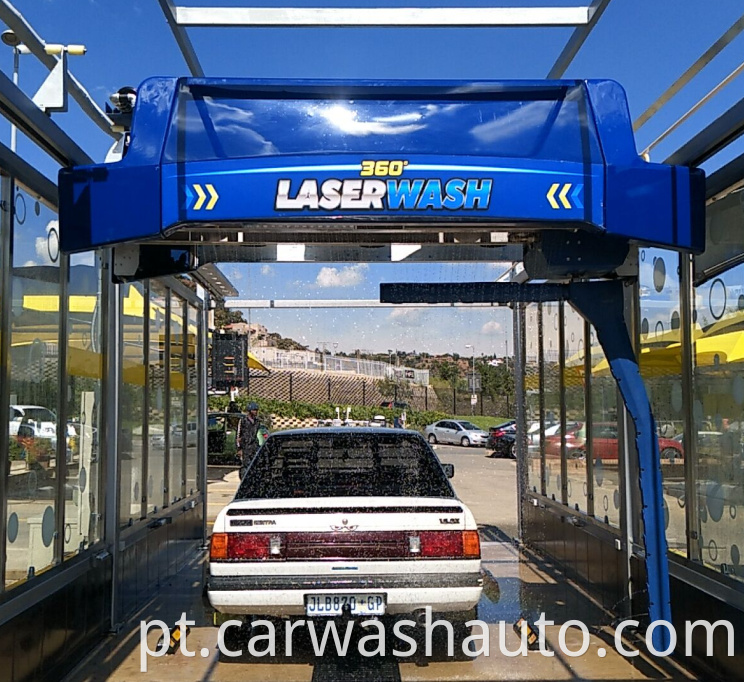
248, 352, 270, 372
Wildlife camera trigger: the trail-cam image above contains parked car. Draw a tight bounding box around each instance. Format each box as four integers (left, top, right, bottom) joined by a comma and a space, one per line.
486, 420, 516, 449
380, 401, 410, 409
545, 422, 684, 461
206, 428, 481, 642
172, 421, 199, 448
488, 432, 517, 459
9, 405, 57, 439
207, 412, 241, 464
424, 420, 488, 447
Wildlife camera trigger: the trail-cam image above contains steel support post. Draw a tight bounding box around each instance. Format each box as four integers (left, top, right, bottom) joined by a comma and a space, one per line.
679, 254, 701, 562
513, 302, 528, 542
0, 174, 12, 591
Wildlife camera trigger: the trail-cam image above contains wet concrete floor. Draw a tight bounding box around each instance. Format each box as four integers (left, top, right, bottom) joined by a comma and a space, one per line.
64, 445, 697, 681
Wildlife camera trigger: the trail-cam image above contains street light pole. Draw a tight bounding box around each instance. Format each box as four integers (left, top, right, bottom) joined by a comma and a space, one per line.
465, 344, 475, 415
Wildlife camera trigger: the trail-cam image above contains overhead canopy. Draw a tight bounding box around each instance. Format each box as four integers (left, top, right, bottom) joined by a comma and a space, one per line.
59, 77, 704, 277
247, 352, 269, 372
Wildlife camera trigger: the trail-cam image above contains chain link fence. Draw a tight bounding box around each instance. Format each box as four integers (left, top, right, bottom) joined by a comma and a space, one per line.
240, 369, 439, 410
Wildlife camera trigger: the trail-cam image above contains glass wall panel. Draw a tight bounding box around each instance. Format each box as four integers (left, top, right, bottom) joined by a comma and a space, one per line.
543, 302, 562, 502
148, 282, 168, 512
639, 247, 685, 554
185, 303, 199, 496
590, 325, 621, 527
119, 282, 146, 527
168, 292, 186, 504
5, 189, 61, 585
565, 305, 587, 512
525, 303, 542, 494
65, 252, 104, 554
693, 263, 744, 580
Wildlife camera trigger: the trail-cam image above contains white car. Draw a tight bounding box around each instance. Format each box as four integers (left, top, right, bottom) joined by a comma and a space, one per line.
207, 428, 482, 626
9, 405, 57, 439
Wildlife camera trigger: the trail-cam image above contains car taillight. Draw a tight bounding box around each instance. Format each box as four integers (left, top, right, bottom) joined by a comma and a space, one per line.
462, 530, 480, 558
210, 532, 285, 561
417, 531, 479, 558
419, 531, 461, 557
229, 533, 274, 560
210, 532, 228, 560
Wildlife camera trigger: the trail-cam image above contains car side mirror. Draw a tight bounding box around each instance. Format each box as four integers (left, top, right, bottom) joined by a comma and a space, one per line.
442, 463, 455, 478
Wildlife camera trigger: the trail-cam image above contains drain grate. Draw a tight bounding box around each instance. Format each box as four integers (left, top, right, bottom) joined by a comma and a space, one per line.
312, 655, 402, 682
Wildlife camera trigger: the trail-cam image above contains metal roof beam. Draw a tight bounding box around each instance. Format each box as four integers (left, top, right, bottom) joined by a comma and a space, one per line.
229, 298, 507, 308
0, 68, 92, 166
665, 95, 744, 168
193, 243, 523, 263
175, 6, 593, 28
547, 0, 612, 79
0, 139, 58, 209
0, 0, 116, 139
157, 0, 204, 77
705, 151, 744, 202
633, 11, 744, 132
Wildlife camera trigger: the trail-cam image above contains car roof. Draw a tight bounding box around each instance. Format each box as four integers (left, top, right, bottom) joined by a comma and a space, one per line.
268, 427, 422, 438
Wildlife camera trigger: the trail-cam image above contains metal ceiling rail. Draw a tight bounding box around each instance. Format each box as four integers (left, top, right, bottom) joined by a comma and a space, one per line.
642, 59, 744, 157
0, 69, 92, 167
0, 0, 116, 139
157, 0, 204, 77
0, 139, 57, 208
633, 10, 744, 132
704, 151, 744, 203
230, 298, 505, 308
665, 95, 744, 168
174, 5, 594, 28
192, 243, 524, 264
546, 0, 612, 78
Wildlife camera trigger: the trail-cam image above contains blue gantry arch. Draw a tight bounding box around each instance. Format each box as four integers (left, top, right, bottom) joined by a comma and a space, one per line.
59, 77, 703, 255
58, 77, 706, 652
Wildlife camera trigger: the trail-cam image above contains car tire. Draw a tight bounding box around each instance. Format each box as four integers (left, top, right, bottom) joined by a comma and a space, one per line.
571, 448, 586, 460
428, 434, 437, 444
661, 447, 679, 461
450, 608, 478, 661
509, 442, 516, 459
461, 436, 470, 447
219, 619, 250, 659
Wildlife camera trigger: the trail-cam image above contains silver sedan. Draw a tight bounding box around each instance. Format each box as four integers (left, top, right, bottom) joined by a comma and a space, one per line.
424, 419, 488, 447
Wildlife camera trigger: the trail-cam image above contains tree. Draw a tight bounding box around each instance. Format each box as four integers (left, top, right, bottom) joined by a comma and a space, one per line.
213, 303, 246, 329
433, 360, 462, 389
478, 361, 515, 403
376, 376, 413, 402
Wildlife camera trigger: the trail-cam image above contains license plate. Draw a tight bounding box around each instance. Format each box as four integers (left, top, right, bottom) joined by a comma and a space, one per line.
305, 593, 385, 617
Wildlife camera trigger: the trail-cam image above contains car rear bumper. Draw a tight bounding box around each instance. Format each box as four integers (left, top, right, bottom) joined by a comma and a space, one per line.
207, 572, 483, 616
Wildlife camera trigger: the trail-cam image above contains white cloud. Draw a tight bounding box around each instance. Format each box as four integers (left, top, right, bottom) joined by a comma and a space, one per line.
388, 308, 424, 327
227, 267, 243, 281
315, 264, 368, 288
481, 320, 502, 335
33, 219, 58, 266
260, 264, 274, 276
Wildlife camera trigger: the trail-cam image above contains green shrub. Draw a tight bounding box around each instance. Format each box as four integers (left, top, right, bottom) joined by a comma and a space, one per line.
208, 395, 449, 432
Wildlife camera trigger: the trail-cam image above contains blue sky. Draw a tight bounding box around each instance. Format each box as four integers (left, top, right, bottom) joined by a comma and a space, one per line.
7, 0, 744, 354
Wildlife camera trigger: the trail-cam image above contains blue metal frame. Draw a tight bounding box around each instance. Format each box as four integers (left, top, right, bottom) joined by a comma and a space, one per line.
59, 77, 704, 255
380, 279, 671, 651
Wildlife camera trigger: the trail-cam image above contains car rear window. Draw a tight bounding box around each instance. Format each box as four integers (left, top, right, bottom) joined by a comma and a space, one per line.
235, 432, 455, 500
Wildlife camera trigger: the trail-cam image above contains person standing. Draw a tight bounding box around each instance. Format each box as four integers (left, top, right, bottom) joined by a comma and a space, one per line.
238, 402, 263, 480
